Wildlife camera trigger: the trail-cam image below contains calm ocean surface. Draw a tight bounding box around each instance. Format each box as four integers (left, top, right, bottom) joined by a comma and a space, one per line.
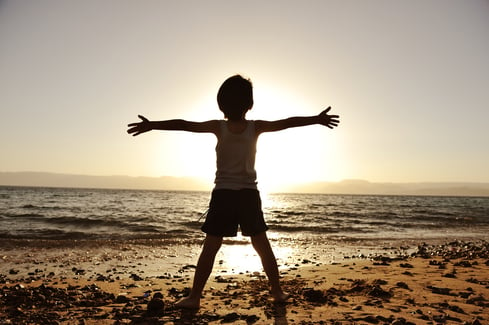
1, 186, 488, 244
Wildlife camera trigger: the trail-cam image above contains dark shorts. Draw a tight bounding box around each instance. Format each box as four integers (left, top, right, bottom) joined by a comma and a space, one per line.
201, 189, 269, 237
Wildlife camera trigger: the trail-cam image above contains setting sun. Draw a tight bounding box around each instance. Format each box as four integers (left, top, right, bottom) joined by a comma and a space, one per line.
145, 83, 341, 192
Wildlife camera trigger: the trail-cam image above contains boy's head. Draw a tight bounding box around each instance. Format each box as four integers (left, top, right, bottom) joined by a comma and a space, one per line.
217, 75, 253, 120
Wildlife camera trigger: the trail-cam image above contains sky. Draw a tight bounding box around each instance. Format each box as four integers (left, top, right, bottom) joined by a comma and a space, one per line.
1, 0, 488, 191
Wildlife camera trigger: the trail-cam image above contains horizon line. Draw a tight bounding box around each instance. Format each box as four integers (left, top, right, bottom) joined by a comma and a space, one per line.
1, 170, 489, 185
1, 171, 489, 197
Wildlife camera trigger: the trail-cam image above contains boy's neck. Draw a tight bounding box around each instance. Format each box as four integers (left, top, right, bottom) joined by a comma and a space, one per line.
226, 119, 248, 133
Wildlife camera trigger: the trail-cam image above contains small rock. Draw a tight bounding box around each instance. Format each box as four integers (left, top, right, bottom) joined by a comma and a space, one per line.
245, 314, 260, 323
130, 273, 143, 281
454, 260, 472, 267
362, 315, 379, 323
443, 272, 456, 278
115, 295, 129, 303
303, 288, 327, 304
427, 285, 452, 295
448, 304, 465, 314
396, 282, 410, 290
146, 297, 164, 316
222, 312, 240, 322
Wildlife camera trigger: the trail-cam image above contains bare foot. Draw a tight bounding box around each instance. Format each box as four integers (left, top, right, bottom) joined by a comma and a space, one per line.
175, 296, 200, 309
272, 291, 290, 303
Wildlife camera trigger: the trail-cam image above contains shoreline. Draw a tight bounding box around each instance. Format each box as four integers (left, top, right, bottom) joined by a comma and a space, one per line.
0, 236, 468, 278
1, 236, 486, 278
1, 239, 488, 324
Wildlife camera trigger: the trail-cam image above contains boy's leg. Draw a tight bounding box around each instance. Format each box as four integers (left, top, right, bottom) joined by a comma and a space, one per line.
251, 232, 289, 302
175, 234, 223, 308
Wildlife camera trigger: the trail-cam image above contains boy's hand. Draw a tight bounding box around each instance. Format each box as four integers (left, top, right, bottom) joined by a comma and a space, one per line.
127, 115, 152, 136
318, 107, 340, 129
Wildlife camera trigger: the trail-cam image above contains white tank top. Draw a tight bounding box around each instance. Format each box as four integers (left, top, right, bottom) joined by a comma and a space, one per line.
214, 120, 258, 190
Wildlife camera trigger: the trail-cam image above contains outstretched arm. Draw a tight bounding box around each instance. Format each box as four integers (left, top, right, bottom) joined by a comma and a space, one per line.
127, 115, 219, 136
255, 107, 340, 134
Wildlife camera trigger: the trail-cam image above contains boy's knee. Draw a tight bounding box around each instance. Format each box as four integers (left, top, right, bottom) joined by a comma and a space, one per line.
250, 231, 268, 243
251, 232, 271, 250
204, 235, 223, 250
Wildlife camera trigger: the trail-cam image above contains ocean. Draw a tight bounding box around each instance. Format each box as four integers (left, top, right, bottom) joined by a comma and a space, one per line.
1, 186, 488, 245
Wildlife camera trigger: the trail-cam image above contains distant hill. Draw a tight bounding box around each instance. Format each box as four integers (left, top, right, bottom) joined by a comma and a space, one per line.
281, 179, 489, 197
0, 172, 212, 191
1, 172, 489, 196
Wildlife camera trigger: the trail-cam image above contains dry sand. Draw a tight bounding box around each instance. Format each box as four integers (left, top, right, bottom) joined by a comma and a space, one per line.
1, 240, 488, 324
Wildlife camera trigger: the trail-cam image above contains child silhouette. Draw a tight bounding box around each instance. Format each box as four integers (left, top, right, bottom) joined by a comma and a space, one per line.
127, 75, 339, 309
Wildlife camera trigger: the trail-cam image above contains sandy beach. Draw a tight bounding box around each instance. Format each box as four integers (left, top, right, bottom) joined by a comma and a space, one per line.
1, 239, 488, 324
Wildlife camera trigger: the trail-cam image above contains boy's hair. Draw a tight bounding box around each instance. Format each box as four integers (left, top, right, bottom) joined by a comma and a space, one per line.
217, 75, 253, 120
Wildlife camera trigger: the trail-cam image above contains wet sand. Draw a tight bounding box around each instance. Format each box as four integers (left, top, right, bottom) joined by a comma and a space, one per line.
1, 239, 488, 324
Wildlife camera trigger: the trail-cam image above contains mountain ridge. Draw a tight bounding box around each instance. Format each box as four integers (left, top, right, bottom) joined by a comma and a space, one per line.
1, 172, 489, 196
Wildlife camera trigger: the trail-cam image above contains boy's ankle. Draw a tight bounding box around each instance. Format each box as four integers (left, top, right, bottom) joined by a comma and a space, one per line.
271, 290, 289, 302
175, 296, 201, 309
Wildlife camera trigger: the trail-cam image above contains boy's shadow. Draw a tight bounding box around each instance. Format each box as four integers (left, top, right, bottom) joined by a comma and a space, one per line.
174, 308, 199, 324
173, 303, 289, 324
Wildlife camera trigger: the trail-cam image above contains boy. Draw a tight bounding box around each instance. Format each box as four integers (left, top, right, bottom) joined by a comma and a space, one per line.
127, 75, 339, 309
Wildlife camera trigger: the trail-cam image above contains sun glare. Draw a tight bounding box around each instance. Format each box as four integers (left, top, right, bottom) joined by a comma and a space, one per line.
251, 85, 337, 193
147, 83, 340, 190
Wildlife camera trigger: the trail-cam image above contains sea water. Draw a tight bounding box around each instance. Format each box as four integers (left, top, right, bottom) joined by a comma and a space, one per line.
1, 186, 488, 244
